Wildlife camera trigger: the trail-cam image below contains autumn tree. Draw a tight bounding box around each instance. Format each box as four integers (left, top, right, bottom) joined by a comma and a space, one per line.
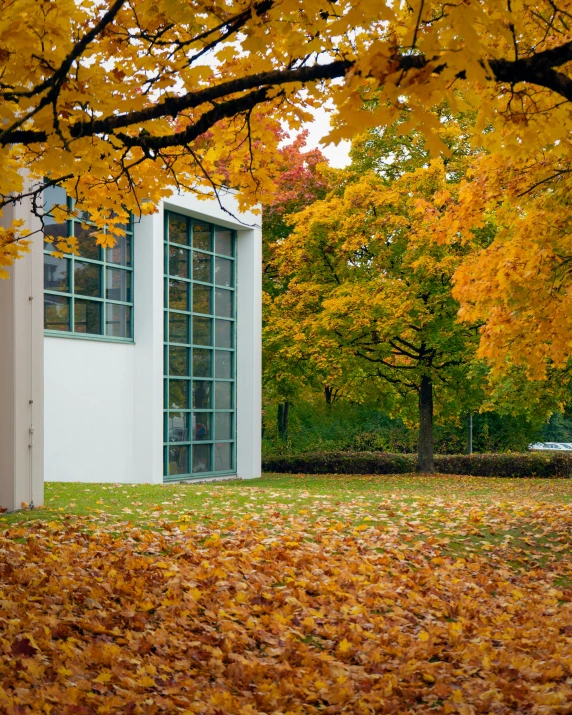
262, 132, 330, 438
2, 0, 572, 286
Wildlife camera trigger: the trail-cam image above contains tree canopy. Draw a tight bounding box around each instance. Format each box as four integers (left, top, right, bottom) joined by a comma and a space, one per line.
2, 0, 572, 273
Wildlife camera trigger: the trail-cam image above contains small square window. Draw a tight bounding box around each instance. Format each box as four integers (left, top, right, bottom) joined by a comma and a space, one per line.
193, 222, 211, 252
193, 413, 211, 441
215, 382, 233, 409
215, 351, 232, 378
193, 284, 212, 314
169, 313, 189, 344
106, 234, 131, 266
193, 348, 212, 377
44, 295, 70, 331
193, 317, 212, 346
106, 267, 131, 302
169, 445, 189, 476
44, 255, 70, 292
167, 412, 190, 442
169, 380, 189, 410
74, 223, 101, 260
193, 381, 211, 409
192, 444, 211, 473
214, 228, 233, 257
168, 213, 189, 246
74, 261, 101, 297
215, 412, 233, 440
215, 319, 233, 348
214, 257, 233, 287
214, 443, 233, 471
168, 280, 189, 311
106, 304, 132, 339
169, 347, 188, 376
169, 246, 189, 279
215, 288, 233, 318
193, 251, 212, 283
74, 299, 102, 334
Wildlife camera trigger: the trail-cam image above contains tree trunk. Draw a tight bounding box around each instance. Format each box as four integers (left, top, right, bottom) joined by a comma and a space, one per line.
417, 375, 434, 473
277, 401, 290, 439
324, 385, 333, 407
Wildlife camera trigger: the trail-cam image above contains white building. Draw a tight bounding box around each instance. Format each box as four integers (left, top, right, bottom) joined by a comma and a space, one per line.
0, 188, 262, 511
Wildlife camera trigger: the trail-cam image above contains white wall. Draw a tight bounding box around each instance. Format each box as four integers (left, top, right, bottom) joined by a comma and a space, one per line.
44, 188, 261, 483
44, 339, 138, 482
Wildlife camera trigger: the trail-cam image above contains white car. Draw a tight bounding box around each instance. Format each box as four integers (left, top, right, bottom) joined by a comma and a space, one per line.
529, 442, 572, 451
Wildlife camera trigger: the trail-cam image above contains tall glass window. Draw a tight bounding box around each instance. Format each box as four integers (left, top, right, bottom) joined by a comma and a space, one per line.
43, 186, 134, 340
164, 211, 236, 479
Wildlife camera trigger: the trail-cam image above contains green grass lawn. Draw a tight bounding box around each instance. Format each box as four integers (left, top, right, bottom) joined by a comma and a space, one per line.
3, 473, 572, 569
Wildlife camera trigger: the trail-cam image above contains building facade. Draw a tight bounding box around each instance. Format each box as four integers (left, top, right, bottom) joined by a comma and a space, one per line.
0, 188, 262, 510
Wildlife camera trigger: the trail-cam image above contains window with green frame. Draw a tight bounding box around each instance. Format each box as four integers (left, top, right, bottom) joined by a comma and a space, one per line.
164, 210, 236, 479
43, 185, 134, 340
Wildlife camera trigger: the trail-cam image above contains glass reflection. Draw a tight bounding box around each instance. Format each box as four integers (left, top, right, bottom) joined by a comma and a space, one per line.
169, 214, 188, 245
169, 347, 188, 376
215, 319, 233, 348
214, 257, 233, 287
106, 267, 131, 302
193, 348, 212, 377
214, 228, 233, 256
215, 288, 233, 318
169, 380, 188, 409
215, 412, 232, 440
106, 304, 131, 338
74, 223, 101, 260
214, 443, 232, 471
215, 351, 232, 378
169, 313, 188, 343
193, 251, 211, 282
44, 295, 70, 331
193, 222, 211, 252
193, 316, 212, 346
44, 255, 69, 291
74, 261, 101, 297
74, 299, 101, 334
106, 234, 131, 266
193, 284, 211, 314
193, 412, 211, 440
193, 381, 211, 409
168, 412, 189, 442
169, 445, 189, 475
215, 381, 233, 409
169, 280, 188, 311
169, 246, 189, 278
192, 444, 211, 473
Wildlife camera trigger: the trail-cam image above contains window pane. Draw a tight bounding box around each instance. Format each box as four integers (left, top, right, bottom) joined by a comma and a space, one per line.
193, 413, 211, 441
215, 319, 233, 348
193, 284, 212, 314
215, 288, 233, 318
44, 256, 69, 292
193, 251, 212, 283
106, 304, 132, 338
167, 413, 189, 442
214, 228, 233, 257
44, 295, 70, 331
169, 380, 188, 409
168, 280, 188, 311
214, 257, 233, 287
193, 316, 212, 346
106, 234, 131, 266
43, 185, 67, 217
74, 261, 101, 297
168, 445, 189, 476
215, 382, 233, 409
193, 348, 212, 377
106, 268, 131, 302
74, 223, 101, 260
193, 381, 211, 409
169, 346, 188, 376
74, 299, 102, 334
169, 313, 189, 344
215, 412, 233, 440
192, 444, 211, 473
43, 222, 69, 249
193, 222, 211, 252
214, 443, 233, 471
215, 351, 232, 378
169, 246, 189, 279
168, 214, 189, 246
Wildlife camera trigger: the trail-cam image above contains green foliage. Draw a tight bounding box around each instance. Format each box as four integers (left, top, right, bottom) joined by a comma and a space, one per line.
263, 451, 572, 478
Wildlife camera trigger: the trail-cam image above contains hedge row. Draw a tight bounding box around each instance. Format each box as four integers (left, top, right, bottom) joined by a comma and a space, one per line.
262, 451, 572, 478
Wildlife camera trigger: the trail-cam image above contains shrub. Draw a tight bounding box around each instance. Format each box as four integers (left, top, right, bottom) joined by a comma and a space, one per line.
262, 451, 572, 477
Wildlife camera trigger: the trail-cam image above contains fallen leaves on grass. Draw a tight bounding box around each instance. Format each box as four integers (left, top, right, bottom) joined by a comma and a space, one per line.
0, 493, 571, 713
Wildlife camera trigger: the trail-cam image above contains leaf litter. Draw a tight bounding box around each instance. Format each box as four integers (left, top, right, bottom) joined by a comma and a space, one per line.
0, 474, 571, 713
